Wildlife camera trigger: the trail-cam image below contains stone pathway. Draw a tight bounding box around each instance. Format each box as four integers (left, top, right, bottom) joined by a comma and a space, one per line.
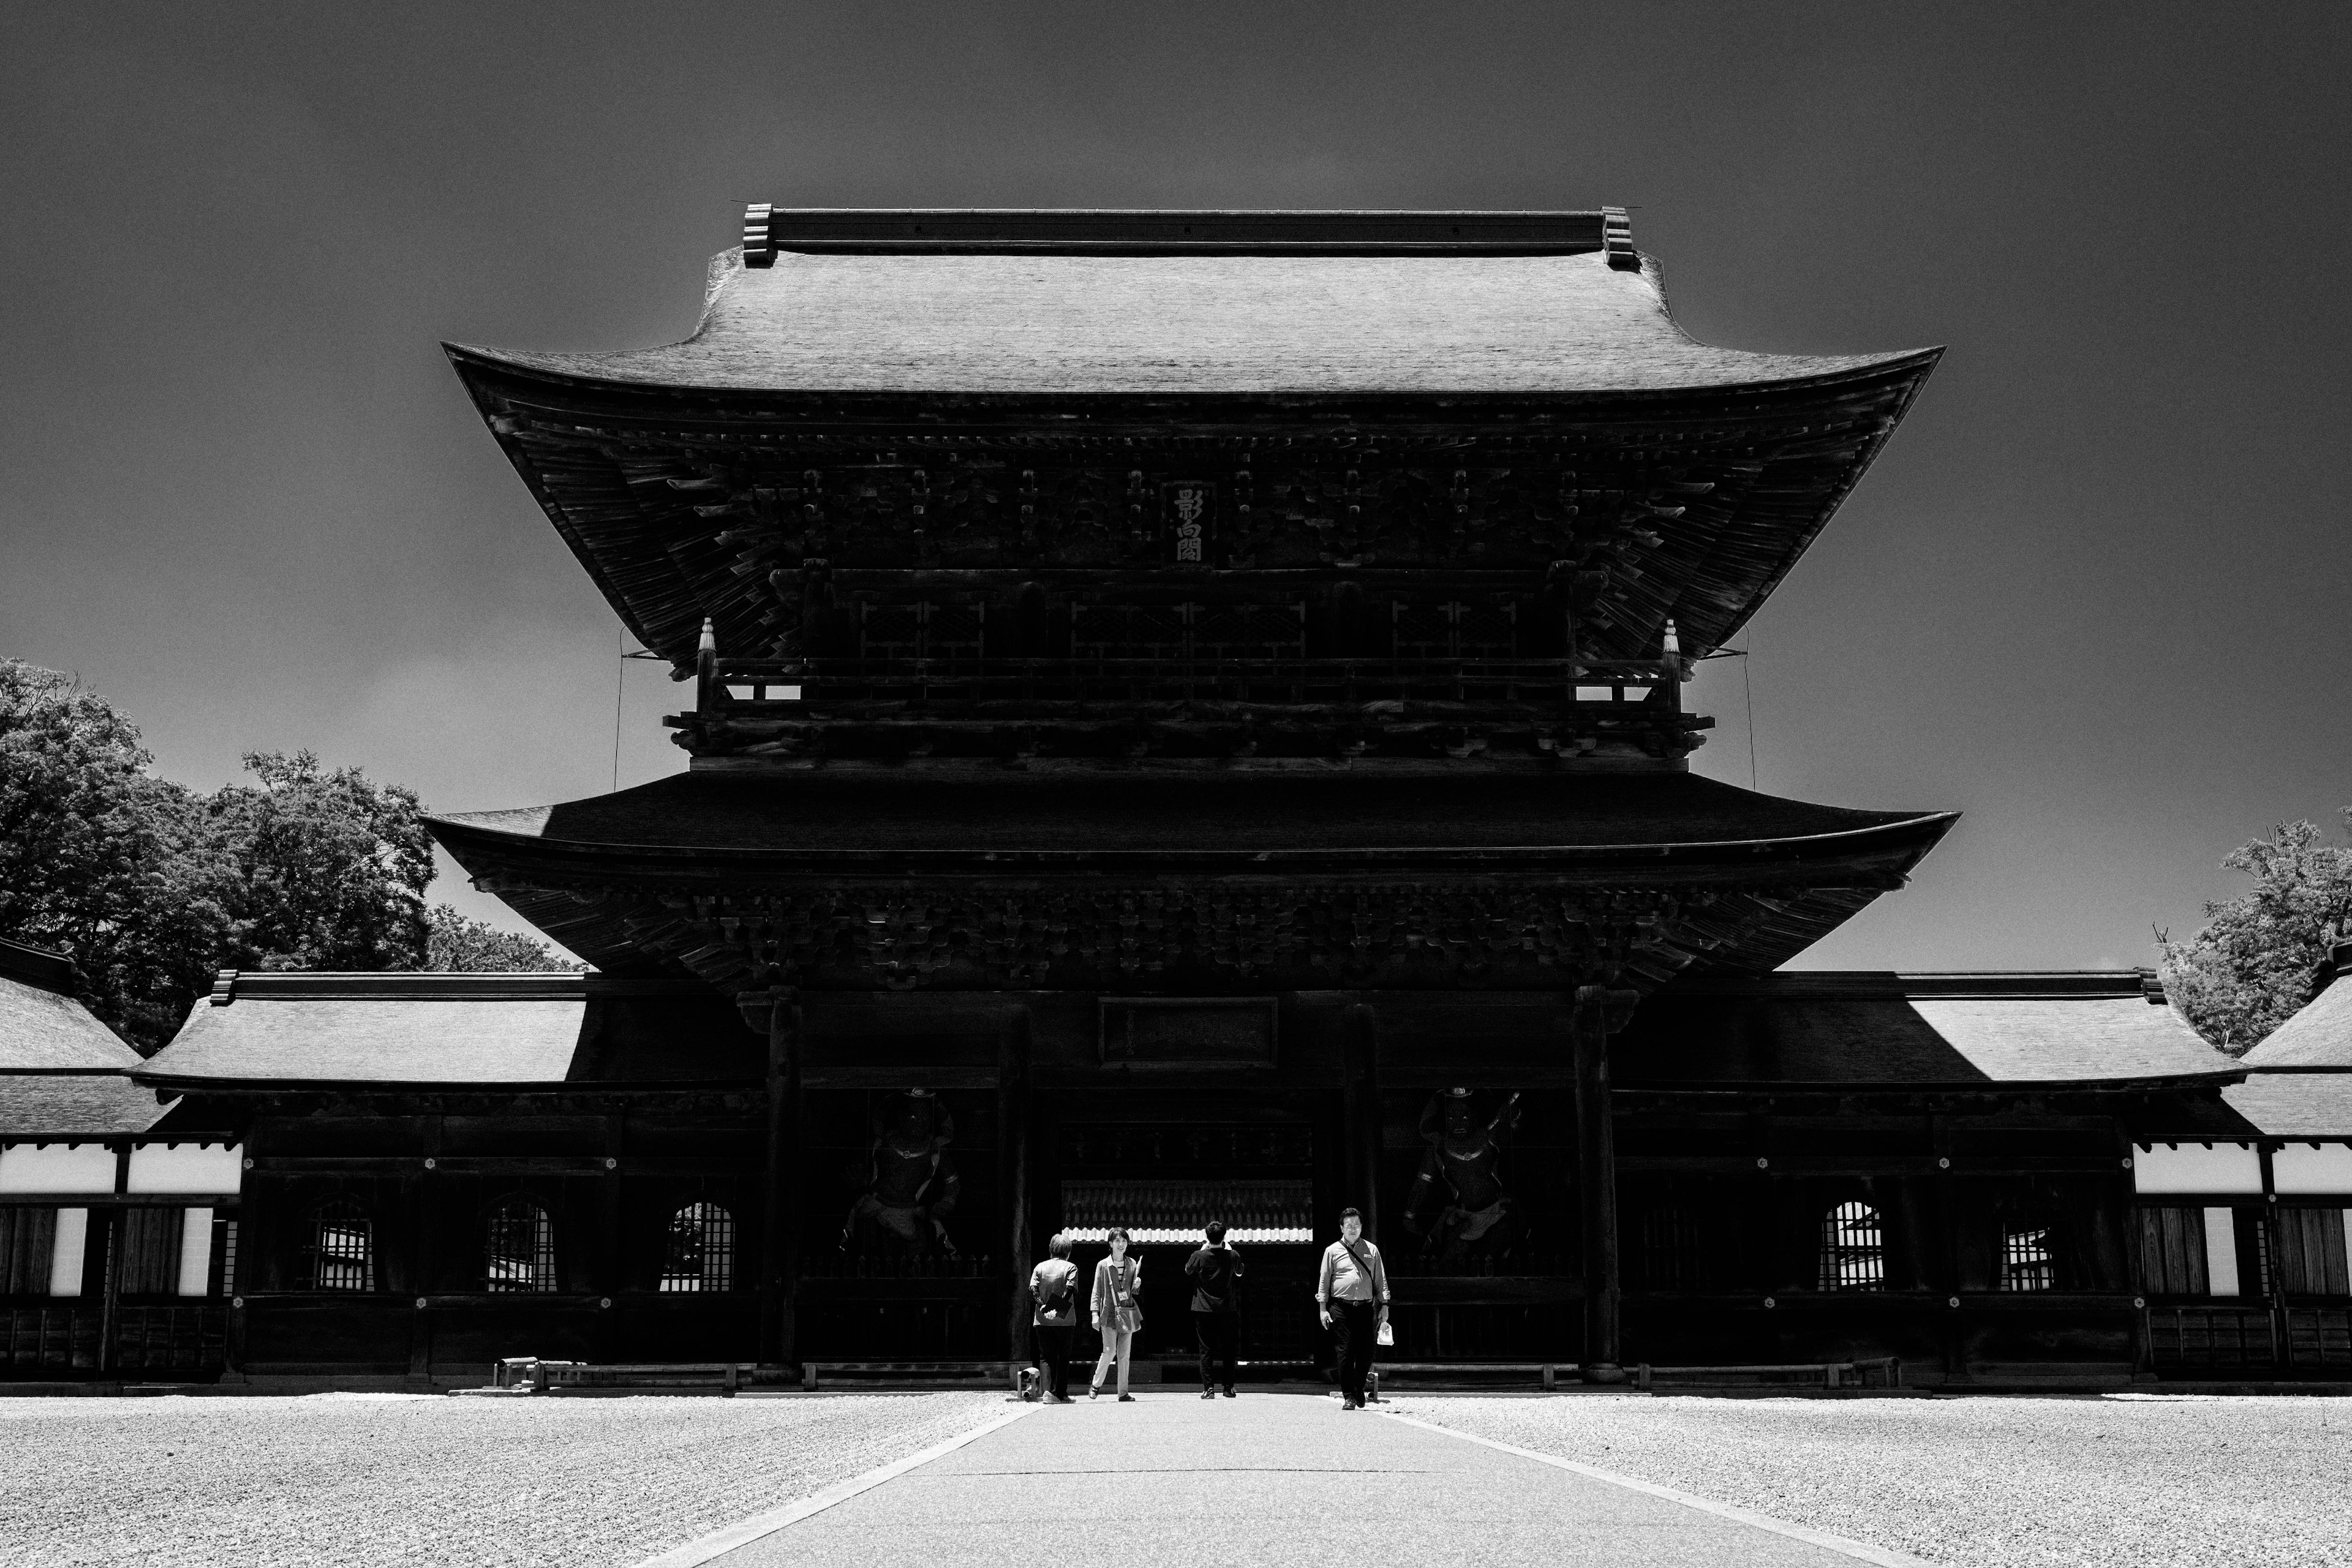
698, 1392, 1896, 1568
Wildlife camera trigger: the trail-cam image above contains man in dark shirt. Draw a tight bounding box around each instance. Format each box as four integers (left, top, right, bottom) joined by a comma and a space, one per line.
1185, 1220, 1245, 1398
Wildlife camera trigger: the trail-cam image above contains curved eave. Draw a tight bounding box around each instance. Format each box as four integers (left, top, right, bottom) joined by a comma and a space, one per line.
445, 336, 1939, 404
426, 805, 1954, 980
127, 1072, 757, 1096
445, 341, 1940, 669
1615, 1071, 2249, 1097
427, 807, 1958, 879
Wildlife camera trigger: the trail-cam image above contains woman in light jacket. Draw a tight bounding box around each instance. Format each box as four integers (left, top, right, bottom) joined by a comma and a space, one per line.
1089, 1227, 1143, 1401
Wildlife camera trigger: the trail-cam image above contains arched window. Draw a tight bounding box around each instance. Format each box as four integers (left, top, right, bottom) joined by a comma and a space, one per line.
1819, 1200, 1885, 1292
484, 1198, 557, 1292
308, 1200, 375, 1292
660, 1202, 736, 1292
2000, 1220, 2056, 1292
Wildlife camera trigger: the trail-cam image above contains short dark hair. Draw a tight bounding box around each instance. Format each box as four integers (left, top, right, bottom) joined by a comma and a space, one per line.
1205, 1221, 1227, 1243
1339, 1207, 1362, 1222
1106, 1227, 1131, 1244
1048, 1232, 1072, 1259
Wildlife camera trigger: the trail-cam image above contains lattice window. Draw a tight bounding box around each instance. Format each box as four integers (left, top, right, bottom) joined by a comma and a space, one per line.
217, 1218, 239, 1296
1191, 602, 1308, 659
1071, 603, 1191, 660
484, 1197, 558, 1292
1391, 600, 1517, 658
1819, 1200, 1886, 1292
0, 1207, 57, 1295
2000, 1221, 2056, 1292
660, 1202, 736, 1292
2138, 1205, 2209, 1296
2276, 1208, 2352, 1297
307, 1201, 375, 1292
858, 600, 986, 661
1069, 601, 1307, 662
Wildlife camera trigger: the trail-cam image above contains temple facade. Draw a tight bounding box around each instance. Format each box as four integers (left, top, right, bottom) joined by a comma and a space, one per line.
13, 208, 2338, 1388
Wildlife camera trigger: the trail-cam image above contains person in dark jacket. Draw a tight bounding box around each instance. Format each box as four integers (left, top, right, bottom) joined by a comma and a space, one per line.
1028, 1231, 1080, 1402
1185, 1220, 1245, 1398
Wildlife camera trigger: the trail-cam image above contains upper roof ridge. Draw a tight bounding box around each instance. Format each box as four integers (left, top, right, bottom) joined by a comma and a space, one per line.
736, 206, 1632, 262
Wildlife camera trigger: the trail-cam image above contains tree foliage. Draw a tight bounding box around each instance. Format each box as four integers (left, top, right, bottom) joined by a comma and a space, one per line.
2158, 812, 2352, 1056
1, 660, 469, 1050
426, 904, 581, 971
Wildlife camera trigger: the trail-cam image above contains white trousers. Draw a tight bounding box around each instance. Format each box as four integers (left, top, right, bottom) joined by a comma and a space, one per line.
1091, 1328, 1134, 1395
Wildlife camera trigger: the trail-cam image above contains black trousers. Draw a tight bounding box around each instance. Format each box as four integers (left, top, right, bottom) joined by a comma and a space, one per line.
1033, 1324, 1074, 1400
1194, 1310, 1240, 1391
1331, 1299, 1380, 1404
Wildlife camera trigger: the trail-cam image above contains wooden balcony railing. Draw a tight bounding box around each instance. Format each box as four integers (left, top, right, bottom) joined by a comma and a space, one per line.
698, 656, 1689, 717
2146, 1303, 2352, 1371
1, 1302, 227, 1375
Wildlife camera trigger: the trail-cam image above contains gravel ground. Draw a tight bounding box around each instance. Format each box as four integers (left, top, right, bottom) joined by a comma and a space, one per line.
0, 1392, 1007, 1568
1390, 1393, 2352, 1568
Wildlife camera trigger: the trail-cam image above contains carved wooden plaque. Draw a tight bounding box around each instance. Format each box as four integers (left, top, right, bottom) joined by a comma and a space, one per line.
1099, 998, 1278, 1069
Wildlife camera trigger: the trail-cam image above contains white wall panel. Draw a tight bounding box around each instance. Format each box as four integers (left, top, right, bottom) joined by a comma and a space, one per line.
48, 1208, 86, 1297
2133, 1143, 2263, 1195
2272, 1144, 2352, 1195
176, 1207, 213, 1296
0, 1144, 116, 1196
2204, 1207, 2241, 1296
126, 1143, 243, 1195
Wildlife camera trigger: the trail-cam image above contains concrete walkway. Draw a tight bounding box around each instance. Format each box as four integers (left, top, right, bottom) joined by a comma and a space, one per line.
700, 1393, 1883, 1567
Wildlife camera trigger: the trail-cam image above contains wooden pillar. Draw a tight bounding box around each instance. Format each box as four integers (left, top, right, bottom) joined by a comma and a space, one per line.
407, 1114, 442, 1385
1931, 1109, 1968, 1383
1001, 1009, 1035, 1362
1572, 986, 1637, 1384
1341, 1000, 1381, 1234
757, 989, 802, 1373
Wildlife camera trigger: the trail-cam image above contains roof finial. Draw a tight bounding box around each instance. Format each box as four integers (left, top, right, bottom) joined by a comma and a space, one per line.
742, 203, 775, 269
696, 617, 720, 712
1602, 206, 1637, 271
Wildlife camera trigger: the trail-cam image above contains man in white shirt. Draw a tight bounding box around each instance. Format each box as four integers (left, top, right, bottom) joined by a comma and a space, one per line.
1314, 1207, 1391, 1409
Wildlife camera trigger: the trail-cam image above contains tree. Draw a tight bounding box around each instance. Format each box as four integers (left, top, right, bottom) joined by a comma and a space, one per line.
0, 660, 229, 1046
202, 750, 434, 974
1, 663, 449, 1050
426, 904, 581, 971
2158, 812, 2352, 1056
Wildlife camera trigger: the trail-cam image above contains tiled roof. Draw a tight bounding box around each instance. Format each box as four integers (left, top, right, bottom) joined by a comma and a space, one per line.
136, 975, 758, 1090
2222, 1073, 2352, 1138
454, 247, 1931, 398
1618, 977, 2237, 1087
0, 942, 140, 1071
0, 1072, 170, 1137
2241, 977, 2352, 1068
431, 769, 1952, 859
0, 976, 141, 1072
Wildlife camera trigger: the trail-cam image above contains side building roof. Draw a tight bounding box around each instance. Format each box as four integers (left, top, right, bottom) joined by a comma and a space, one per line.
2240, 946, 2352, 1069
1617, 971, 2239, 1089
0, 938, 170, 1137
137, 973, 760, 1093
124, 965, 2239, 1095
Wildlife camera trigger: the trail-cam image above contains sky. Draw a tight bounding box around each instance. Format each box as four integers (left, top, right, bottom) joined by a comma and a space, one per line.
4, 2, 2348, 971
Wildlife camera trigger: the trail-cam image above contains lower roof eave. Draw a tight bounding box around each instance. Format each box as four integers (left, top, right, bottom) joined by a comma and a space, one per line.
427, 812, 1959, 882
1613, 1072, 2249, 1098
128, 1075, 762, 1097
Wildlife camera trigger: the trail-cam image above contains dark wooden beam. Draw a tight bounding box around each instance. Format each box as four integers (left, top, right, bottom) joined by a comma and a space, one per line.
1000, 1009, 1034, 1363
1573, 985, 1640, 1383
758, 990, 802, 1374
